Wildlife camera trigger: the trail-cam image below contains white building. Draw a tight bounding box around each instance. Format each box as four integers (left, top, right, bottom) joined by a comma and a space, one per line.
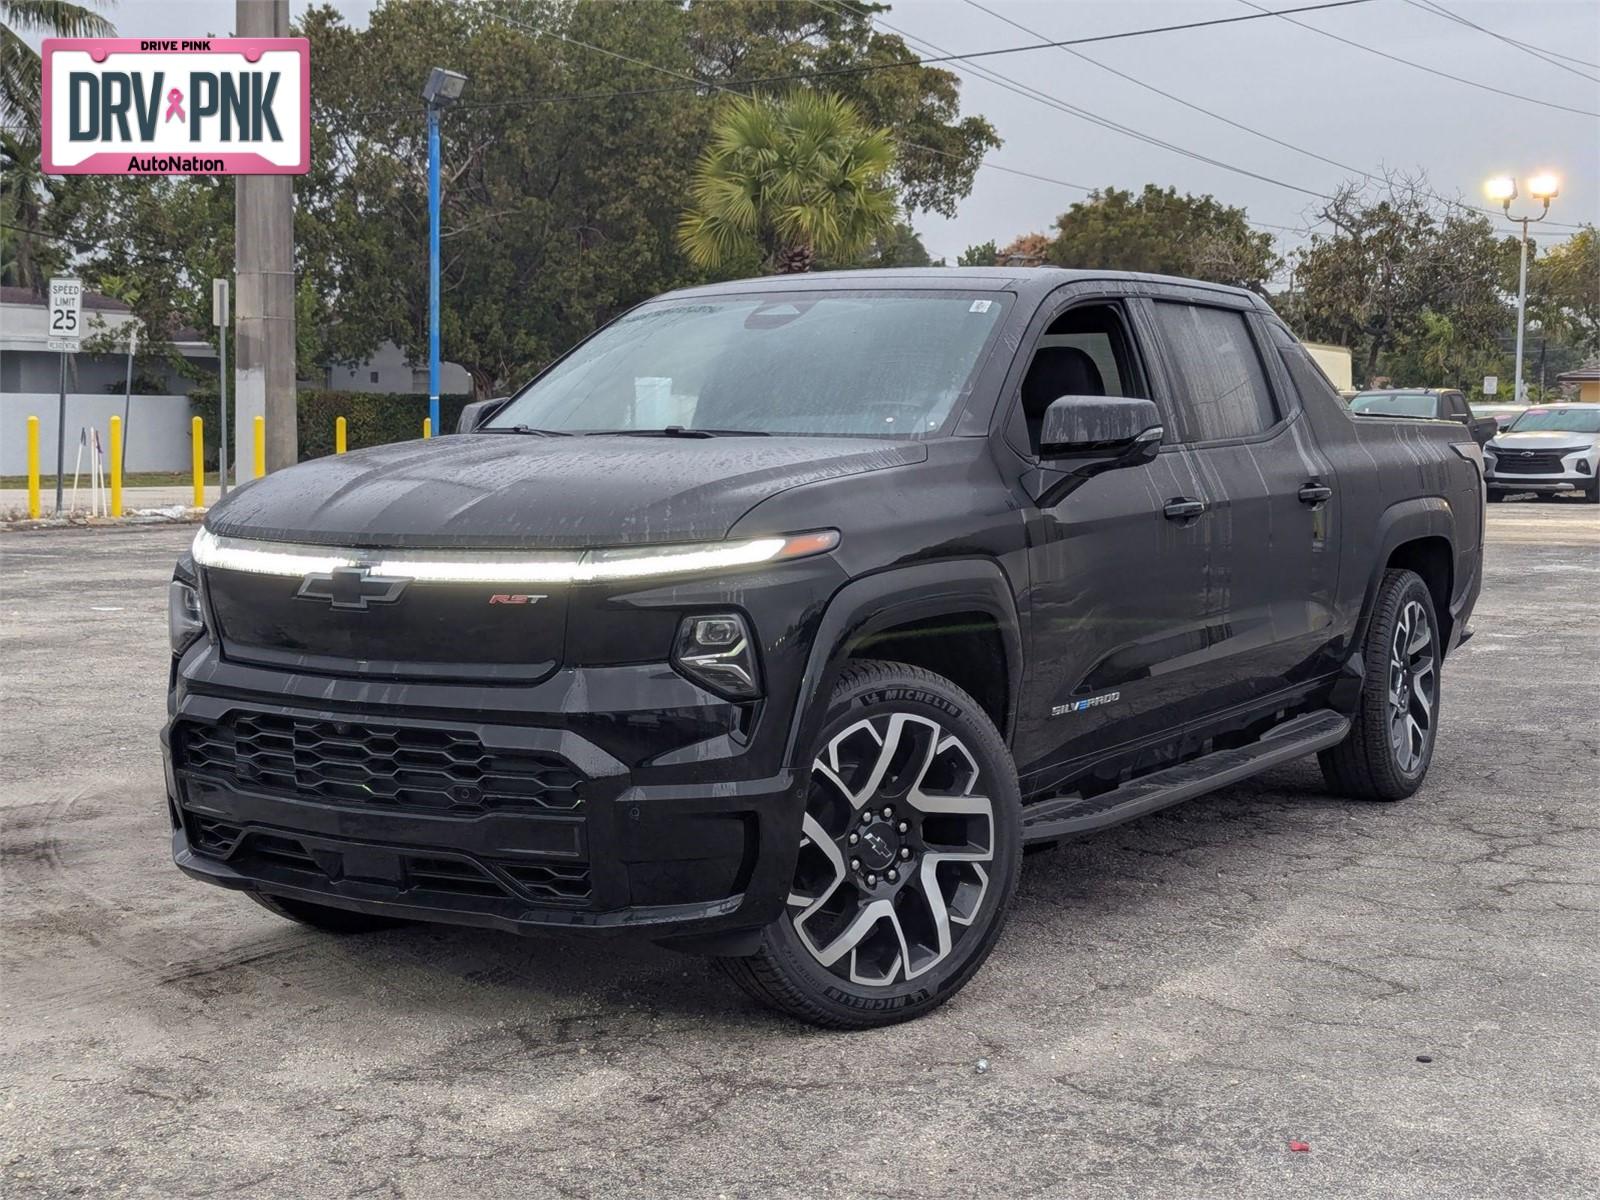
1, 287, 472, 475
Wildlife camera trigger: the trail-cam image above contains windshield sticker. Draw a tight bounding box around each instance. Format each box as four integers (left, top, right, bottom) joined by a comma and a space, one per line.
969, 300, 993, 313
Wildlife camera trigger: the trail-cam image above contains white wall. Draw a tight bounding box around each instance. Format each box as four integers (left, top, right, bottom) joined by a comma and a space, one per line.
2, 393, 196, 475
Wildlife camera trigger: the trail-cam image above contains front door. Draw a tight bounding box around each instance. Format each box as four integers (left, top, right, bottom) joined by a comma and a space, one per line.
1005, 293, 1216, 796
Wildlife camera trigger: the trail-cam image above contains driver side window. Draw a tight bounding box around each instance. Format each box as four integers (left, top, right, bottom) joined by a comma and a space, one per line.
1018, 303, 1146, 456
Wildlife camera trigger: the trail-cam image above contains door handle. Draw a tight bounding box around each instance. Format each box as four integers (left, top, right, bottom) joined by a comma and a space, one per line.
1162, 497, 1207, 521
1298, 482, 1334, 505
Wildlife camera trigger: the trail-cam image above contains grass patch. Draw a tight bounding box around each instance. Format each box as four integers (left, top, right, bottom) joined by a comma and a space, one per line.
0, 471, 220, 489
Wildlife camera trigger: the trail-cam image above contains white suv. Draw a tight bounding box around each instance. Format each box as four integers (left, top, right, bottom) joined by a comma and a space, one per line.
1484, 405, 1600, 503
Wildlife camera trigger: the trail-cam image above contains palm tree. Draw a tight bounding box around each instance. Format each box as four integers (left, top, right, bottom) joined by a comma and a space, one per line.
1, 0, 115, 124
678, 90, 898, 275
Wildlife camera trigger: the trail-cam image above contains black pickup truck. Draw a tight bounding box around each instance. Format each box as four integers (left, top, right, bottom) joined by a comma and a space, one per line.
1349, 387, 1499, 447
164, 268, 1484, 1027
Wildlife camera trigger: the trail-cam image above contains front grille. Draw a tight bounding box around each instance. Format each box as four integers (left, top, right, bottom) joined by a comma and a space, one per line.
1494, 450, 1576, 475
175, 712, 585, 814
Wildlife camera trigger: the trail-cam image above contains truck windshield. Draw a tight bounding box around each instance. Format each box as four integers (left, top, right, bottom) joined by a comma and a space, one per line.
486, 292, 1009, 438
1506, 407, 1600, 433
1349, 393, 1437, 418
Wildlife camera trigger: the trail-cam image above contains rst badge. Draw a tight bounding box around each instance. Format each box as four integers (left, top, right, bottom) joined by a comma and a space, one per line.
42, 38, 309, 175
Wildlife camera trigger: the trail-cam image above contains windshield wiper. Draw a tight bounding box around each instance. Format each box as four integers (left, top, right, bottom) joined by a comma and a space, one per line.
586, 426, 770, 439
483, 425, 575, 437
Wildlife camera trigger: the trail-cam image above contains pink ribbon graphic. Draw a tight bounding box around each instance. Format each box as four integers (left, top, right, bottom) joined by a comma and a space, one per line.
164, 88, 185, 123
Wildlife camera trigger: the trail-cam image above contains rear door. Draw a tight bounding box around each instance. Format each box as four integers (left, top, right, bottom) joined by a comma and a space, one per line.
1140, 295, 1343, 720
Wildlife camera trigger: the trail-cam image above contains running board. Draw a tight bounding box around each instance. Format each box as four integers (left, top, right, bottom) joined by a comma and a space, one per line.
1021, 709, 1350, 843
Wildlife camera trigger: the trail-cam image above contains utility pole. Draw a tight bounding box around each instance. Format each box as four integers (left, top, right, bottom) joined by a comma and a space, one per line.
235, 0, 297, 475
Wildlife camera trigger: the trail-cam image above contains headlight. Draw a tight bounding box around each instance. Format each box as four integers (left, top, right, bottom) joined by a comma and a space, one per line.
672, 612, 761, 699
168, 579, 205, 655
192, 526, 840, 584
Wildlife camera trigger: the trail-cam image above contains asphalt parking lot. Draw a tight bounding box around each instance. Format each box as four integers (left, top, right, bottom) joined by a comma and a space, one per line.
2, 502, 1596, 1199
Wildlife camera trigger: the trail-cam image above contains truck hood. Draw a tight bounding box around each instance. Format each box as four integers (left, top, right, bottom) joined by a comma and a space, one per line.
1488, 430, 1600, 451
204, 433, 926, 549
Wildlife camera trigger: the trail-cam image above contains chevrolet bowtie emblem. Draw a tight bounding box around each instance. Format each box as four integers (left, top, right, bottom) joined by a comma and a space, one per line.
295, 566, 408, 610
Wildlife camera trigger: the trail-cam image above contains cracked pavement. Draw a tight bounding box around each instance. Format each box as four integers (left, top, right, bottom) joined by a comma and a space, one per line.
2, 502, 1596, 1198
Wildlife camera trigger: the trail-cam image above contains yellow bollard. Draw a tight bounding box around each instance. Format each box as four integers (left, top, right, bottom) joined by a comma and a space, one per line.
109, 415, 123, 517
253, 415, 266, 478
422, 416, 432, 440
26, 415, 41, 519
191, 416, 204, 508
335, 415, 347, 454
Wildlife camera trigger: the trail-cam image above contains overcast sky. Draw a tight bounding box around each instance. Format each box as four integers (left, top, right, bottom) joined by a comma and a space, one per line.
33, 0, 1600, 267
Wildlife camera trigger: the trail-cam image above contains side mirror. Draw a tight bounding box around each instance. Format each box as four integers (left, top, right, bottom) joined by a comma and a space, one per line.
457, 397, 508, 434
1038, 395, 1163, 473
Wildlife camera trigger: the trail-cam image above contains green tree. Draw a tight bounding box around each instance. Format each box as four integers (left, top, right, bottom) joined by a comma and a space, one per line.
1045, 185, 1278, 293
1288, 175, 1515, 387
1528, 226, 1600, 356
684, 0, 999, 218
0, 0, 113, 122
678, 90, 896, 274
957, 240, 997, 267
855, 220, 932, 268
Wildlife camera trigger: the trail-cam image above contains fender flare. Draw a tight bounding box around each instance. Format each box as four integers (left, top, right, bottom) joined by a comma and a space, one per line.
781, 559, 1024, 772
1352, 496, 1457, 654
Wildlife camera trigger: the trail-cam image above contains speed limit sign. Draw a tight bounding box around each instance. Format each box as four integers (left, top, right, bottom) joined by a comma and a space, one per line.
48, 277, 82, 352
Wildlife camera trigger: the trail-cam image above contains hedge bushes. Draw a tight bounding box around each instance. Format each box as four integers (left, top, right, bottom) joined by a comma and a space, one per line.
188, 389, 472, 466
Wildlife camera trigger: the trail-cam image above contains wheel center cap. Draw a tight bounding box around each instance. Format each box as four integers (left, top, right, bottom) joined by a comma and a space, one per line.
858, 821, 899, 871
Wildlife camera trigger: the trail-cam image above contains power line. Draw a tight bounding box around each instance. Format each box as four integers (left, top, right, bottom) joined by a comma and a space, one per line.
1237, 0, 1600, 118
817, 0, 1327, 242
1404, 0, 1600, 83
955, 0, 1590, 232
482, 2, 1379, 100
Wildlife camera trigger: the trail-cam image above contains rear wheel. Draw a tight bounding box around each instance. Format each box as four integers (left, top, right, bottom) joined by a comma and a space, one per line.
249, 892, 405, 934
1320, 569, 1441, 801
718, 660, 1022, 1028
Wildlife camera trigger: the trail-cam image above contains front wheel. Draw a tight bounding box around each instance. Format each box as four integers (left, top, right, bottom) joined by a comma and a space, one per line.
718, 660, 1022, 1028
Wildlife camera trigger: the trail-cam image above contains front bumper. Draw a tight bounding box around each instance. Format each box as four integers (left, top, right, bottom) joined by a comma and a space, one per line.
1485, 476, 1590, 493
164, 646, 812, 946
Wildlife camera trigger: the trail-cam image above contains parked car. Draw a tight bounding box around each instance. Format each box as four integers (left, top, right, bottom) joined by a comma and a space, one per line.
1484, 404, 1600, 502
164, 269, 1484, 1028
1349, 388, 1498, 446
1472, 403, 1528, 432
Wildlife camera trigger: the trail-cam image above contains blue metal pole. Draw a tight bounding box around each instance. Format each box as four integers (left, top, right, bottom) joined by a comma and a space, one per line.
427, 104, 441, 436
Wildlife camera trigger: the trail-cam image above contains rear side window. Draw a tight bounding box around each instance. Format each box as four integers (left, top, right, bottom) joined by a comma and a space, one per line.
1153, 302, 1279, 441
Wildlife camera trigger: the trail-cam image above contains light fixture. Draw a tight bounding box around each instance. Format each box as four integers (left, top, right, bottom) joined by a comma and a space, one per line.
1484, 176, 1517, 203
168, 580, 206, 655
672, 612, 762, 699
421, 67, 467, 109
190, 527, 840, 584
1527, 173, 1561, 201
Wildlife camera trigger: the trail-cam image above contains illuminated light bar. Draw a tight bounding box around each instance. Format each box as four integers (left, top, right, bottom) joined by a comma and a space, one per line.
192, 526, 838, 583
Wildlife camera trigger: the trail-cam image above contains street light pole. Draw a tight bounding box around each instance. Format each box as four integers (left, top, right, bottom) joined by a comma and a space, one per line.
427, 103, 441, 437
1485, 173, 1560, 404
1512, 215, 1529, 406
421, 68, 467, 439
